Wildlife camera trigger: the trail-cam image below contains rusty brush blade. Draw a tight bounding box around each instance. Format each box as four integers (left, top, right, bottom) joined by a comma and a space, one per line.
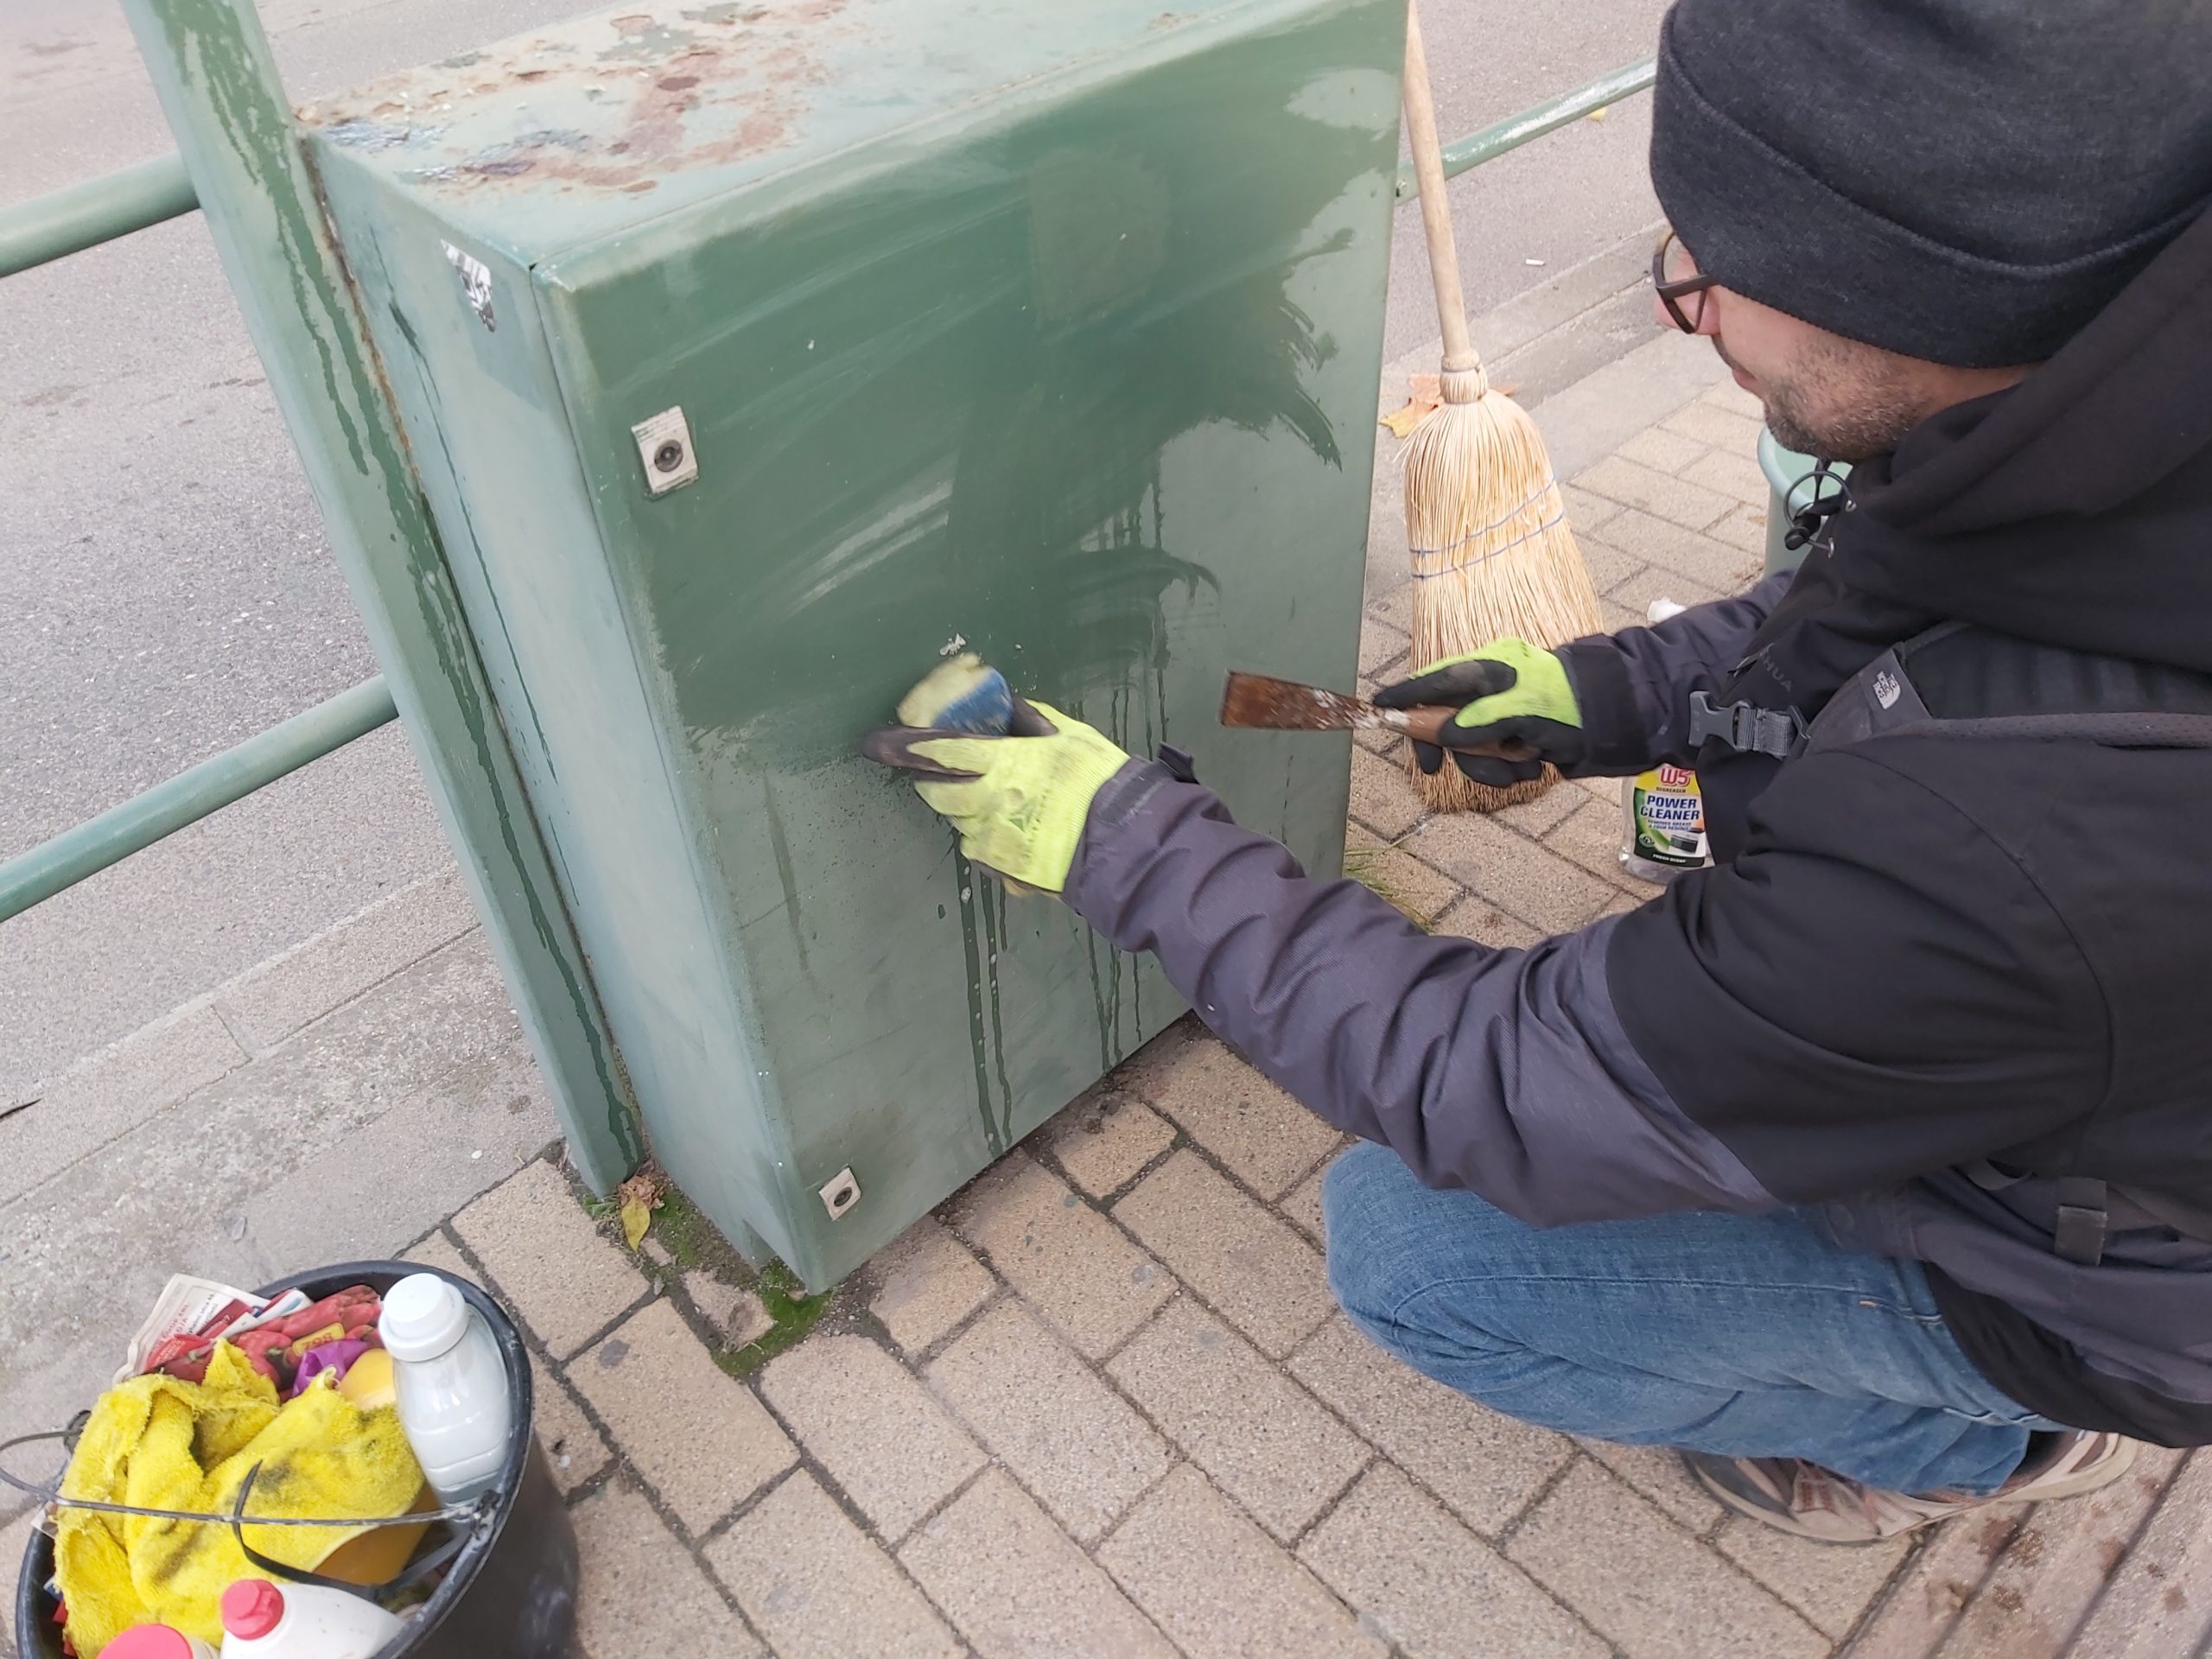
1218, 671, 1460, 744
1220, 672, 1395, 731
1217, 671, 1535, 760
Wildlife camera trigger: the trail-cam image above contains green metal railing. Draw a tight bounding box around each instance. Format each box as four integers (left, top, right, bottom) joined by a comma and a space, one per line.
0, 15, 1655, 1183
0, 677, 394, 921
1395, 58, 1656, 200
0, 153, 197, 278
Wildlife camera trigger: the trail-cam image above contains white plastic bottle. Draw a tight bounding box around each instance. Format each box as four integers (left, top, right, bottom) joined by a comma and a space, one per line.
378, 1272, 512, 1505
217, 1579, 401, 1659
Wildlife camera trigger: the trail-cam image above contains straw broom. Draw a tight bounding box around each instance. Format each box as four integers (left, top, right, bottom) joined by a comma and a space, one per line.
1397, 1, 1602, 812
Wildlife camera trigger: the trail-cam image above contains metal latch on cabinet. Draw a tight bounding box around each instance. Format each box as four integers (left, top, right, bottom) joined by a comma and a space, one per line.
631, 406, 698, 496
817, 1166, 861, 1220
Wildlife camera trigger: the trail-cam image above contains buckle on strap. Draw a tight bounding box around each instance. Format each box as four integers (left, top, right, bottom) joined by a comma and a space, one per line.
2053, 1176, 2110, 1268
1688, 692, 1805, 759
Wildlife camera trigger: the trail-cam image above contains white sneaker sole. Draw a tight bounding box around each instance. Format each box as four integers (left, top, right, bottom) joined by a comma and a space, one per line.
2009, 1434, 2139, 1504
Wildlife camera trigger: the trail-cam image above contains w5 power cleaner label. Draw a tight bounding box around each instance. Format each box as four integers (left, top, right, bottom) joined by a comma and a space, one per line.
1621, 765, 1710, 881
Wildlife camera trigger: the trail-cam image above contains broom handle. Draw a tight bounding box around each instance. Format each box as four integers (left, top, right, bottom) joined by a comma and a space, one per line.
1401, 3, 1478, 372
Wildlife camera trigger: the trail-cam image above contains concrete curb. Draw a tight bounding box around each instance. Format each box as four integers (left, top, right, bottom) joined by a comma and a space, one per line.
1, 866, 474, 1210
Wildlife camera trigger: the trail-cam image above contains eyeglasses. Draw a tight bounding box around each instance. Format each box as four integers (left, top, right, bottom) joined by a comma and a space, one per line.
1653, 229, 1718, 333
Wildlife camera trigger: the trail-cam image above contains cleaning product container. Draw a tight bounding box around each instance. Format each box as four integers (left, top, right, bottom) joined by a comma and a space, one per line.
217, 1579, 402, 1658
291, 0, 1406, 1289
16, 1262, 576, 1659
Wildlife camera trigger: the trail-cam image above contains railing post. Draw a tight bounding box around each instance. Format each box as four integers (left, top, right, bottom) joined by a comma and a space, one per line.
117, 0, 645, 1188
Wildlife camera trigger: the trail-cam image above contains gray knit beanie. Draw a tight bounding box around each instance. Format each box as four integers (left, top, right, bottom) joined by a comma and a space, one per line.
1649, 0, 2212, 367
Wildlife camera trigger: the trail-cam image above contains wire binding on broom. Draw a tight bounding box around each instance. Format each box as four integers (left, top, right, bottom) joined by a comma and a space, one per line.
1408, 478, 1564, 574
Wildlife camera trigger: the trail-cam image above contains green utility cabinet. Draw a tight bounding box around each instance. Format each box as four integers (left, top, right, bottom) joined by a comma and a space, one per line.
303, 0, 1402, 1287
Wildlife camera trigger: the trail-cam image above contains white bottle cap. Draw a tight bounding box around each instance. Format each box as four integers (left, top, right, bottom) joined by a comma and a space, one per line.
378, 1273, 471, 1363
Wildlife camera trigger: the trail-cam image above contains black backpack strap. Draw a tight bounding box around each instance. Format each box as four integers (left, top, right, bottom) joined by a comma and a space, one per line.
1961, 1160, 2212, 1264
1802, 621, 2212, 757
1964, 1159, 2100, 1262
1884, 710, 2212, 748
2124, 1185, 2212, 1242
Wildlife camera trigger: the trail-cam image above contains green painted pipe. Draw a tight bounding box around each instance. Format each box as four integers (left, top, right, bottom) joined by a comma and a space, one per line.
0, 153, 200, 279
1395, 59, 1656, 200
0, 676, 395, 923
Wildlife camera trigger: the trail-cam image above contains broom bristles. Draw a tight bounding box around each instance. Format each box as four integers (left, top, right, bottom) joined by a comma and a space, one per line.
1402, 376, 1602, 815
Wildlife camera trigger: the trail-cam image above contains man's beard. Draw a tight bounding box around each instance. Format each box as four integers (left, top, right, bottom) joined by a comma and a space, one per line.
1719, 337, 1927, 464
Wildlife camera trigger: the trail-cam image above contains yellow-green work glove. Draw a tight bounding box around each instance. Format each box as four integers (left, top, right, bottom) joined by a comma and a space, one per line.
867, 701, 1130, 893
1372, 636, 1585, 785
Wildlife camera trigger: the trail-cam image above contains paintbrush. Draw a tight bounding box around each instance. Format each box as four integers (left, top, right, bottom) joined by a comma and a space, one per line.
1218, 671, 1536, 763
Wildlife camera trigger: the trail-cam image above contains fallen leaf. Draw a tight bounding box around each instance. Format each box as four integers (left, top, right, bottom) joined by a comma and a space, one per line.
1379, 372, 1442, 437
1586, 105, 1610, 123
616, 1165, 668, 1209
615, 1163, 668, 1251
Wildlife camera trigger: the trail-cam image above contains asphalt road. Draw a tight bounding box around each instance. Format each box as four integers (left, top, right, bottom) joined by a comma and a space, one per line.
0, 0, 1665, 1107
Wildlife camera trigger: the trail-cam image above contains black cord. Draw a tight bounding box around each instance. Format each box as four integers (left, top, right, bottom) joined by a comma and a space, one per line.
226, 1462, 481, 1605
1783, 459, 1849, 550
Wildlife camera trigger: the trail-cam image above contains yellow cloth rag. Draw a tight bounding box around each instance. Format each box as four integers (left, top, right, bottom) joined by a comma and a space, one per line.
54, 1340, 424, 1657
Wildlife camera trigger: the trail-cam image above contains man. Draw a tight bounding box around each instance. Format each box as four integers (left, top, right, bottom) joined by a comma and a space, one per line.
872, 0, 2212, 1541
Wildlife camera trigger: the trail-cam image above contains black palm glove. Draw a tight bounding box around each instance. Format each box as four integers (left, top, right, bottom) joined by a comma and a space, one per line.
1373, 638, 1586, 786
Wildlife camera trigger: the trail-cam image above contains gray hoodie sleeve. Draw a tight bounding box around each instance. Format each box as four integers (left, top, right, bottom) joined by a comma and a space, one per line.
1556, 569, 1794, 773
1063, 761, 1776, 1225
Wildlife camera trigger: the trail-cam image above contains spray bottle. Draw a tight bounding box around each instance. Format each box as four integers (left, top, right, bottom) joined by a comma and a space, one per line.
1620, 600, 1713, 884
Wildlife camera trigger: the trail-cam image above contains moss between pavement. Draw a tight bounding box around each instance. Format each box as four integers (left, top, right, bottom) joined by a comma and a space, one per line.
579, 1173, 837, 1380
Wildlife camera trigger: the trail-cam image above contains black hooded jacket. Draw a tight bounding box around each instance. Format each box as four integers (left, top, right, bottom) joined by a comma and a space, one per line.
1062, 207, 2212, 1445
1575, 203, 2212, 1439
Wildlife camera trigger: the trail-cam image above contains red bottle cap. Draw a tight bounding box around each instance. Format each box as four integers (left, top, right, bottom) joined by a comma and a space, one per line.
220, 1579, 287, 1639
105, 1630, 199, 1659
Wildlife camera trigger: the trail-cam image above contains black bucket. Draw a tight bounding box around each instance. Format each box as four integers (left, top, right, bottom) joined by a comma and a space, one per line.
14, 1259, 577, 1657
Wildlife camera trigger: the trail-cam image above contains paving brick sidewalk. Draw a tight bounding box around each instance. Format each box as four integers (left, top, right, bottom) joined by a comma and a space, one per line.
9, 372, 2205, 1659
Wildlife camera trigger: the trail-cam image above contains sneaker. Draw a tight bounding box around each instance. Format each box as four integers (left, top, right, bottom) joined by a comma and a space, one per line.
1681, 1430, 2139, 1544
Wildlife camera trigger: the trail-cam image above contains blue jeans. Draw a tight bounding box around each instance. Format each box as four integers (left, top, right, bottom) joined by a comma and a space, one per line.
1321, 1143, 2062, 1497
